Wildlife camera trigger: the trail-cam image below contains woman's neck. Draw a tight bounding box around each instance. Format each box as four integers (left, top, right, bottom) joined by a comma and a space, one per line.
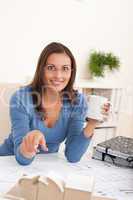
42, 89, 61, 109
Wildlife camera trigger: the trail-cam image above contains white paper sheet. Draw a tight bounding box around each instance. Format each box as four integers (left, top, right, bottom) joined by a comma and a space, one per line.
0, 154, 132, 200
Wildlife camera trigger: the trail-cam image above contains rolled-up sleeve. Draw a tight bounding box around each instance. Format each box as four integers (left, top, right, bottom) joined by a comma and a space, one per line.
65, 93, 91, 163
10, 90, 35, 165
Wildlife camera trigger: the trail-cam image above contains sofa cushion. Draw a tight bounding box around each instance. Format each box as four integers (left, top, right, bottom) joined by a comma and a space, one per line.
0, 83, 21, 143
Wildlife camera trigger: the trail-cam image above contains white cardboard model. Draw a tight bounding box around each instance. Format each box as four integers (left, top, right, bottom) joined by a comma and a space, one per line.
6, 172, 116, 200
0, 194, 24, 200
92, 197, 116, 200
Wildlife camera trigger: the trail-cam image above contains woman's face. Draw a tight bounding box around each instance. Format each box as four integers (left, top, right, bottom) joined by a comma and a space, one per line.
43, 53, 72, 92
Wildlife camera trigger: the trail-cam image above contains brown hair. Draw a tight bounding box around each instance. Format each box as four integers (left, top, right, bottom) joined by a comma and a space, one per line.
28, 42, 77, 116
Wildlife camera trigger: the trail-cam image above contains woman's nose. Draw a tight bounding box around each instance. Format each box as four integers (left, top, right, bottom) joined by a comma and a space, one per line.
54, 69, 62, 78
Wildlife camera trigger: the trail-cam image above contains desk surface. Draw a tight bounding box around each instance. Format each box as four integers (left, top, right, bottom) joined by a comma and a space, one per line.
0, 154, 132, 200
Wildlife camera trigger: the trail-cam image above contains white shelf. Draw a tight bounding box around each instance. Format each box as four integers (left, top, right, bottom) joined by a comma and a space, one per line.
74, 78, 123, 89
96, 122, 117, 128
84, 121, 117, 129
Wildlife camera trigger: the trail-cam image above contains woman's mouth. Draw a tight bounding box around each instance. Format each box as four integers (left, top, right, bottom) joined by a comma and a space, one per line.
50, 80, 64, 86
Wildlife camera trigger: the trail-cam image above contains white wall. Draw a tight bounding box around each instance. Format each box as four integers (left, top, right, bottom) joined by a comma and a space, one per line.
117, 86, 133, 138
0, 0, 133, 136
0, 0, 133, 83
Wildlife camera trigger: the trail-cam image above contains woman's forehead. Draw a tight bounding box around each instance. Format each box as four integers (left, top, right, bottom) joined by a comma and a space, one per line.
46, 53, 71, 65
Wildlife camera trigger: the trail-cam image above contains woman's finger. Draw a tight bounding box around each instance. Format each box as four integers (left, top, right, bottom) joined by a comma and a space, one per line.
101, 111, 109, 116
33, 135, 48, 152
24, 136, 35, 153
102, 103, 111, 113
39, 137, 48, 151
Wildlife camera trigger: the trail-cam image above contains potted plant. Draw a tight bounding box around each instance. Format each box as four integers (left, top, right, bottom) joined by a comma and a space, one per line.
88, 51, 120, 78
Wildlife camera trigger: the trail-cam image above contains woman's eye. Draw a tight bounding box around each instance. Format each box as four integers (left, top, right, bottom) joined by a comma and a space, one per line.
47, 65, 56, 71
63, 66, 70, 71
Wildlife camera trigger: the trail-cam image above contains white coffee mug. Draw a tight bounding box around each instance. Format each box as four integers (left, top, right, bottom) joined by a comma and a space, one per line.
87, 95, 109, 122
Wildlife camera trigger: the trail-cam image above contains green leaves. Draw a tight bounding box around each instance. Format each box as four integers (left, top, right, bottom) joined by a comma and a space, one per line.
88, 51, 120, 77
105, 53, 120, 70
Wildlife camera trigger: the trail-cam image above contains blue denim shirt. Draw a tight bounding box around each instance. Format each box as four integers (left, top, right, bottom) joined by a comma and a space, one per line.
0, 86, 91, 165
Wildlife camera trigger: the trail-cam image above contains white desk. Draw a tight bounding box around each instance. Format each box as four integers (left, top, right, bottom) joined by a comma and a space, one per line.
0, 153, 132, 200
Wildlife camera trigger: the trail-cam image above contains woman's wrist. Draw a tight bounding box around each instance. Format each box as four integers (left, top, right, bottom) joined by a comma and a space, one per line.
84, 118, 99, 138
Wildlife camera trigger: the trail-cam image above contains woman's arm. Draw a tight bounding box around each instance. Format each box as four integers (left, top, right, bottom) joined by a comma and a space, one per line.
65, 95, 110, 162
10, 90, 34, 165
65, 94, 110, 163
9, 89, 44, 165
64, 93, 93, 163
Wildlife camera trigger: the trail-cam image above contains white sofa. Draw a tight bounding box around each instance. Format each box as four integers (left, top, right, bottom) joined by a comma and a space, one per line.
0, 83, 20, 143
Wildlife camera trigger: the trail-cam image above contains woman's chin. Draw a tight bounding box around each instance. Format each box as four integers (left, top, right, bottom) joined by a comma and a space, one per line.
51, 84, 66, 92
54, 86, 64, 92
44, 82, 67, 92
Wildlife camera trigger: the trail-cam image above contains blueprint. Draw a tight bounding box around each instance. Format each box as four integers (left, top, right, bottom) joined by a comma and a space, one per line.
0, 154, 132, 200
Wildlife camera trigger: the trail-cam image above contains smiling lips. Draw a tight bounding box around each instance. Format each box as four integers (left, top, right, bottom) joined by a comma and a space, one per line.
50, 80, 64, 86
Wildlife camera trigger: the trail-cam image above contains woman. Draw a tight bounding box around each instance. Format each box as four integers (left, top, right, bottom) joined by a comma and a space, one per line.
0, 42, 109, 165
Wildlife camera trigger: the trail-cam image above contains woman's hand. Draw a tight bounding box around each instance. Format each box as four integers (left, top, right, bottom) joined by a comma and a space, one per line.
84, 119, 99, 138
84, 102, 111, 138
20, 130, 48, 159
101, 102, 111, 122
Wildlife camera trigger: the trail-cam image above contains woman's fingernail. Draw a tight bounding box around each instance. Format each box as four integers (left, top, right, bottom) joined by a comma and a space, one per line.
34, 144, 38, 150
41, 145, 48, 151
34, 144, 38, 148
45, 146, 48, 151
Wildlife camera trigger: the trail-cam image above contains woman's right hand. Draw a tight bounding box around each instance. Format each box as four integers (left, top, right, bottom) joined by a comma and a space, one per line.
20, 130, 48, 159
